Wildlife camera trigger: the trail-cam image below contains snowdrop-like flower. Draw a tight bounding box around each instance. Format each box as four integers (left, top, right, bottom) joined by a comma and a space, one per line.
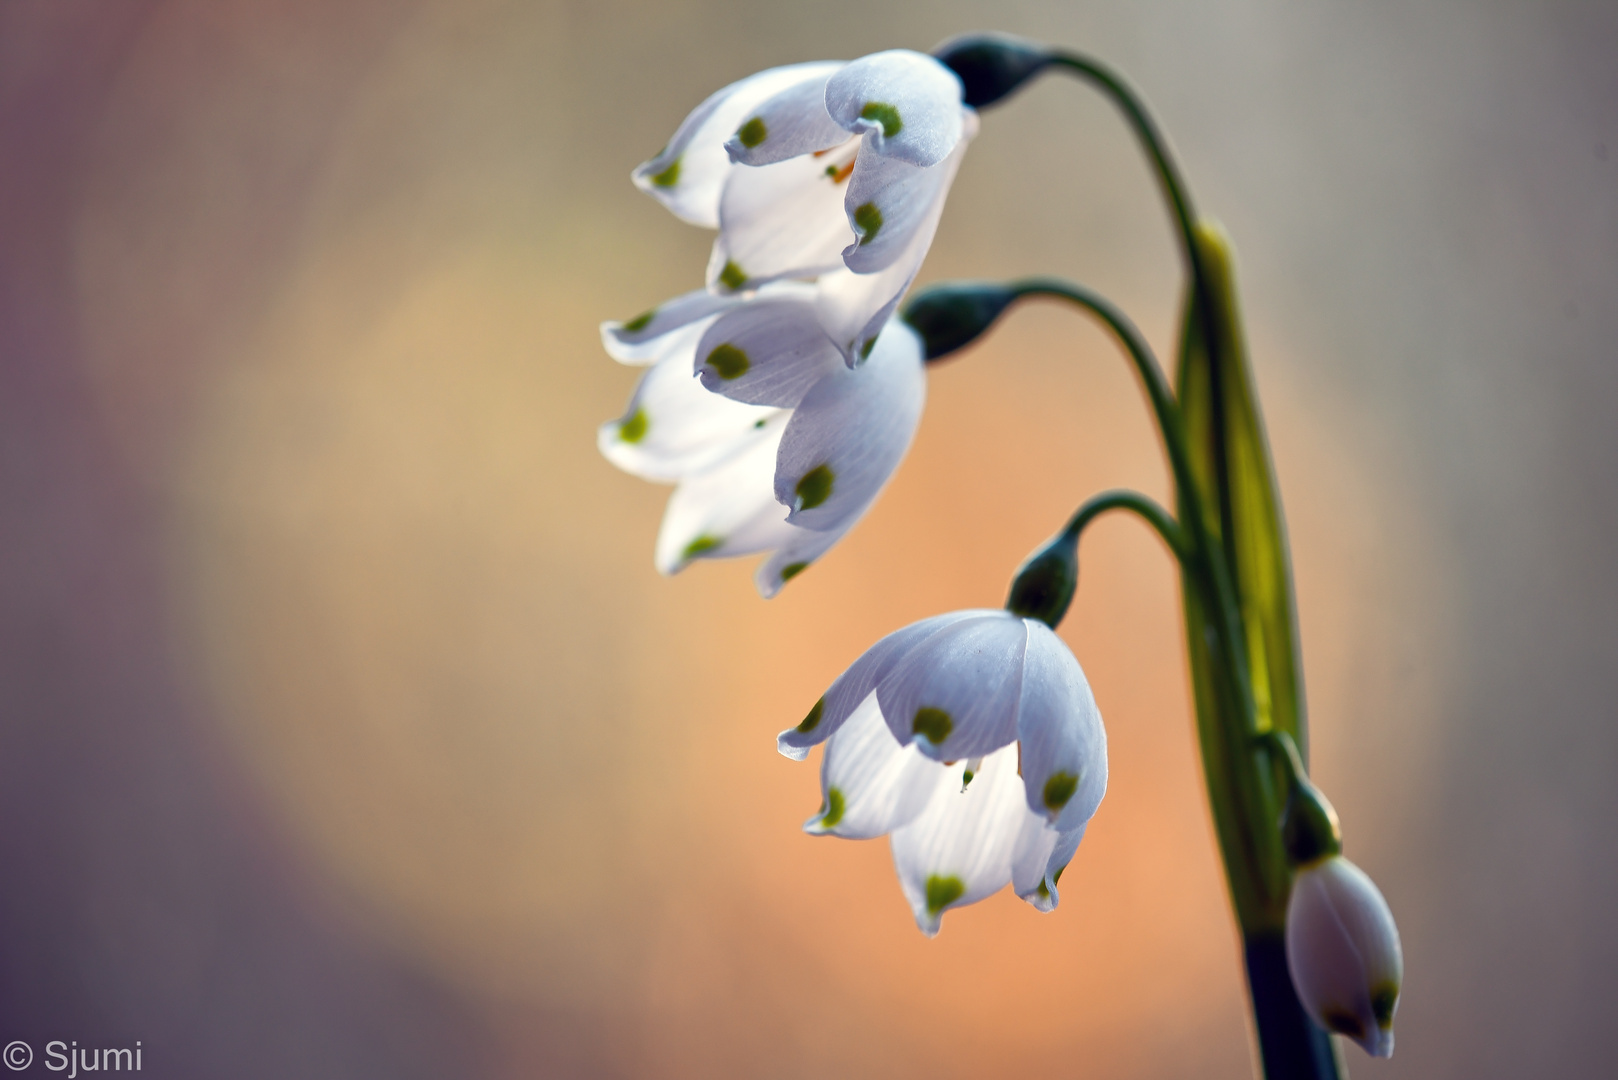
632, 49, 976, 362
598, 284, 926, 596
780, 609, 1107, 934
1286, 855, 1404, 1057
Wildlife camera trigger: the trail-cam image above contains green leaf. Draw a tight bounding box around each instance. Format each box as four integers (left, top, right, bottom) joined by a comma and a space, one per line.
1177, 220, 1308, 756
1175, 219, 1306, 930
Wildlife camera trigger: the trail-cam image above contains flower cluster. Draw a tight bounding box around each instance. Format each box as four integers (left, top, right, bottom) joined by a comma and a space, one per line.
600, 51, 975, 594
598, 34, 1409, 1068
781, 609, 1107, 935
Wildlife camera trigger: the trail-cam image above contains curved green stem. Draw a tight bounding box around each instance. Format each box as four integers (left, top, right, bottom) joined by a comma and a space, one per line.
1046, 53, 1198, 268
1004, 278, 1258, 732
1005, 279, 1190, 495
1061, 489, 1190, 563
1043, 52, 1218, 350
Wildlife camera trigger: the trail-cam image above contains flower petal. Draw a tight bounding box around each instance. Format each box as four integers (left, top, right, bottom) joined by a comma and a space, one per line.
776, 610, 989, 761
805, 693, 946, 839
1015, 820, 1088, 913
599, 350, 778, 482
601, 287, 742, 365
773, 321, 926, 532
753, 524, 841, 599
724, 69, 850, 166
889, 744, 1038, 936
1015, 621, 1109, 833
815, 112, 975, 361
824, 50, 965, 167
1287, 857, 1403, 1059
708, 148, 855, 293
653, 414, 794, 574
839, 129, 961, 275
634, 62, 842, 228
693, 295, 844, 407
875, 612, 1028, 760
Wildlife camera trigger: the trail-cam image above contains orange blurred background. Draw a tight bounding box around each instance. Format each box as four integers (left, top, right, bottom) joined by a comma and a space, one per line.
3, 2, 1613, 1077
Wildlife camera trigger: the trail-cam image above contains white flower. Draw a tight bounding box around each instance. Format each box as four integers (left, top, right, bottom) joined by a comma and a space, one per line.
1286, 855, 1404, 1057
598, 286, 926, 596
780, 609, 1107, 935
632, 49, 976, 362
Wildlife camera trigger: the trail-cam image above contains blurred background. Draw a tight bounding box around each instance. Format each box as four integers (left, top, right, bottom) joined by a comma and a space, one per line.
2, 1, 1614, 1076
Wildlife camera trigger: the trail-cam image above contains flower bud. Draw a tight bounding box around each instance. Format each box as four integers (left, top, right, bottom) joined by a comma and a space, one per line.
1286, 855, 1404, 1058
1004, 529, 1079, 629
899, 281, 1018, 363
931, 33, 1051, 109
1279, 773, 1342, 867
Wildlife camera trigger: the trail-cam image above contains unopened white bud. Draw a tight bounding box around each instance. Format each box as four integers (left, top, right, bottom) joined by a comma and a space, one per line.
1285, 855, 1403, 1058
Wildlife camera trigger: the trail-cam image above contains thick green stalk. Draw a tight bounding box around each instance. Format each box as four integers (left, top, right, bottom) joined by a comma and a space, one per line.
1028, 61, 1340, 1079
1176, 224, 1340, 1079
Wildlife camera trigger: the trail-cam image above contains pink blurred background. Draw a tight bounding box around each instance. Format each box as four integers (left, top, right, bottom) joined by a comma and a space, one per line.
3, 2, 1614, 1077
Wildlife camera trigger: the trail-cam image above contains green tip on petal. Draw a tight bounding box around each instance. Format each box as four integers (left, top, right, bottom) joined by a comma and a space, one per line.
622, 309, 656, 332
852, 201, 883, 242
753, 418, 767, 429
650, 157, 681, 188
911, 707, 953, 745
681, 535, 721, 560
858, 335, 878, 361
1035, 879, 1050, 900
859, 101, 903, 138
820, 787, 846, 828
924, 874, 964, 916
618, 407, 649, 444
718, 260, 748, 291
780, 561, 809, 581
1371, 983, 1400, 1028
794, 464, 834, 510
1042, 771, 1079, 813
797, 697, 825, 733
736, 116, 767, 148
704, 343, 750, 380
1322, 1010, 1366, 1041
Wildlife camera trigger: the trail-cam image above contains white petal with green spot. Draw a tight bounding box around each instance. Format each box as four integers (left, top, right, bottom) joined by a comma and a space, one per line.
723, 69, 850, 166
693, 295, 845, 407
709, 148, 855, 291
874, 613, 1028, 760
807, 693, 943, 839
889, 744, 1041, 936
599, 342, 778, 482
824, 50, 964, 167
634, 62, 841, 228
1015, 621, 1108, 832
653, 413, 795, 574
773, 321, 926, 532
775, 610, 986, 760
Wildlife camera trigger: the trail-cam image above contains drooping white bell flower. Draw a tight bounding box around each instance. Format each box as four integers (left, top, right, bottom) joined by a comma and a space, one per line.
634, 49, 976, 362
780, 609, 1107, 935
598, 287, 927, 596
1286, 855, 1404, 1058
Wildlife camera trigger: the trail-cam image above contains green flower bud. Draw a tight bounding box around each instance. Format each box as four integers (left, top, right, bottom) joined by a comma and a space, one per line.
931, 33, 1051, 110
1280, 773, 1343, 868
899, 281, 1018, 363
1004, 529, 1079, 629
